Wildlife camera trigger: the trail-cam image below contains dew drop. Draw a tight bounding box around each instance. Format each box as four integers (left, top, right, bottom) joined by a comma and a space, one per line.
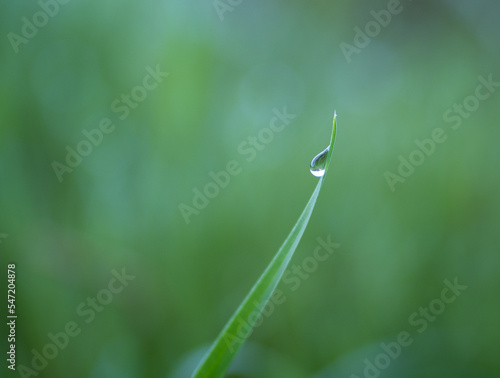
310, 146, 329, 177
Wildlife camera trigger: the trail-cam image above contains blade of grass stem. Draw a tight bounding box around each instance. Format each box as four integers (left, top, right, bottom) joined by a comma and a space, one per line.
193, 112, 337, 378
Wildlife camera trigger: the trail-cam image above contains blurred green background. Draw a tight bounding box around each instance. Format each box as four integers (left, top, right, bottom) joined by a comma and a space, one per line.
1, 0, 499, 377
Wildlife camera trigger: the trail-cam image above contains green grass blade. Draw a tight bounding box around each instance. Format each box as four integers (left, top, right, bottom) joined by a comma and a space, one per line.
192, 112, 338, 378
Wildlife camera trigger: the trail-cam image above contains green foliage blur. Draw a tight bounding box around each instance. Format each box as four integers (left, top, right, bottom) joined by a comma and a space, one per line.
1, 0, 499, 377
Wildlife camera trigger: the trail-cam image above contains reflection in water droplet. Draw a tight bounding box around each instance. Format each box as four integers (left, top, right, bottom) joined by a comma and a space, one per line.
310, 146, 329, 177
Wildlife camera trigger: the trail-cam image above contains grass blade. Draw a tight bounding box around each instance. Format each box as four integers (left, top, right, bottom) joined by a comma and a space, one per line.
193, 112, 338, 378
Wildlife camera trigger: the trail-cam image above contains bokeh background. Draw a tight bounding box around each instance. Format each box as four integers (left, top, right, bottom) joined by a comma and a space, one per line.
1, 0, 499, 377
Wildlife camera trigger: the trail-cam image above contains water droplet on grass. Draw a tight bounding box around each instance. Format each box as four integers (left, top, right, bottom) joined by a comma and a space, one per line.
310, 146, 329, 177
